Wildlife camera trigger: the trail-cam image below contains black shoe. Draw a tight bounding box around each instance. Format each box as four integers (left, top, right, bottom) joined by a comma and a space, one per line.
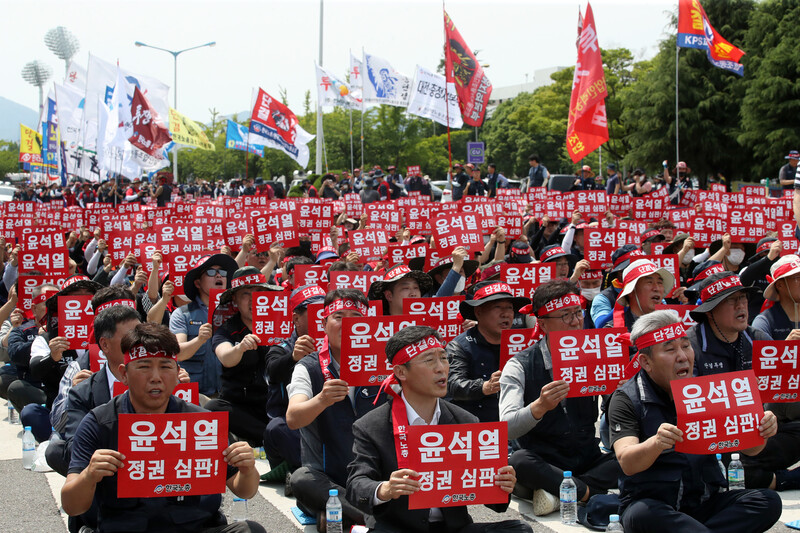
316, 511, 326, 533
776, 468, 800, 491
284, 471, 293, 498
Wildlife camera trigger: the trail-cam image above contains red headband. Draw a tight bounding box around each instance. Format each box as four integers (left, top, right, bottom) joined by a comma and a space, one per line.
95, 299, 136, 314
700, 275, 742, 301
756, 241, 773, 255
510, 245, 530, 257
614, 249, 645, 269
536, 293, 582, 316
623, 262, 658, 286
540, 247, 566, 262
32, 289, 58, 306
290, 285, 326, 311
61, 275, 90, 290
124, 344, 177, 365
473, 282, 513, 301
695, 263, 725, 282
768, 260, 800, 283
322, 298, 368, 318
391, 335, 444, 366
580, 269, 604, 281
641, 230, 661, 243
384, 265, 411, 280
631, 322, 687, 350
231, 273, 266, 288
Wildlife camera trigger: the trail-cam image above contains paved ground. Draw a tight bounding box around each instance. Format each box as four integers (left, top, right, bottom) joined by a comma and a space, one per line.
1, 404, 798, 532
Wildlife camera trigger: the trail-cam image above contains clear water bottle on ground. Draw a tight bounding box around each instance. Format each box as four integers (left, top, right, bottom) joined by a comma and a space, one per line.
22, 425, 35, 469
559, 471, 577, 525
728, 453, 745, 490
231, 497, 247, 522
326, 488, 343, 533
606, 513, 624, 532
8, 401, 17, 424
716, 454, 727, 490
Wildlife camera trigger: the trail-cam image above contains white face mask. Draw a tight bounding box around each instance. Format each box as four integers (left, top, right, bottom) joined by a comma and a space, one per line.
682, 249, 695, 265
728, 249, 745, 266
581, 287, 601, 301
454, 276, 466, 294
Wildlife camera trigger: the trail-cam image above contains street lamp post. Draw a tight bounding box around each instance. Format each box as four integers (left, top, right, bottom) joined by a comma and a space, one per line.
134, 40, 215, 182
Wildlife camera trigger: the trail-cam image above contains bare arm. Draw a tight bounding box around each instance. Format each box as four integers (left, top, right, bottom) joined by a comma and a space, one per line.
286, 378, 349, 430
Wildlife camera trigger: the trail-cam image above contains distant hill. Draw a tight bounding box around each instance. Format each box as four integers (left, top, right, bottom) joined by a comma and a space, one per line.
0, 97, 38, 142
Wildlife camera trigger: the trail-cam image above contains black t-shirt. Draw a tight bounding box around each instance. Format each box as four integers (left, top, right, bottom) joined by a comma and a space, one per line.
608, 373, 674, 448
156, 183, 172, 207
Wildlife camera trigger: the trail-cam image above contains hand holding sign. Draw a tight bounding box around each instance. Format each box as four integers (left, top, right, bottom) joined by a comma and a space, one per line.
319, 379, 349, 406
49, 336, 70, 362
222, 441, 256, 471
650, 423, 684, 452
378, 469, 422, 501
532, 381, 570, 419
87, 449, 126, 483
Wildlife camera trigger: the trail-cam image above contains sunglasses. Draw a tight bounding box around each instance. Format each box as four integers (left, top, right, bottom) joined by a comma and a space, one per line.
204, 268, 228, 277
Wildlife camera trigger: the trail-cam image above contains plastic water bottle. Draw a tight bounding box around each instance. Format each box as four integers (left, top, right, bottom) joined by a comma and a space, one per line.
559, 471, 577, 525
728, 453, 745, 490
326, 488, 343, 533
716, 454, 727, 491
606, 513, 624, 532
22, 426, 35, 470
8, 402, 17, 424
231, 497, 247, 522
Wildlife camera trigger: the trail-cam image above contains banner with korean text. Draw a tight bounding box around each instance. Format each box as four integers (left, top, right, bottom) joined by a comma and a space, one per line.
407, 422, 508, 509
117, 411, 228, 497
753, 340, 800, 403
340, 315, 419, 386
671, 370, 763, 454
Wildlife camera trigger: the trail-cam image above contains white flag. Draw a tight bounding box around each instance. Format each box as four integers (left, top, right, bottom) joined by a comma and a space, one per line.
64, 61, 87, 92
349, 53, 364, 107
407, 66, 463, 129
362, 52, 411, 108
315, 64, 355, 109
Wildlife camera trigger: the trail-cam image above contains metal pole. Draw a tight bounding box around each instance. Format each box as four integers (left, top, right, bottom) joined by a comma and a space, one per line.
675, 44, 680, 204
173, 53, 179, 182
315, 0, 324, 174
349, 107, 354, 173
360, 107, 365, 170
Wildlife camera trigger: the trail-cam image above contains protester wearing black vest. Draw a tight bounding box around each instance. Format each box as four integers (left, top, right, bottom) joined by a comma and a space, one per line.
61, 323, 263, 533
287, 289, 386, 531
500, 280, 620, 516
609, 310, 781, 533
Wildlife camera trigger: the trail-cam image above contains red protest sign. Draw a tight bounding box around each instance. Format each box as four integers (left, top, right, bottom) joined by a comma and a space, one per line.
584, 228, 629, 270
403, 296, 464, 343
19, 248, 69, 275
407, 422, 508, 509
496, 214, 523, 240
58, 295, 94, 350
671, 370, 764, 455
113, 382, 201, 405
117, 411, 228, 498
348, 229, 390, 262
632, 196, 665, 222
208, 289, 225, 327
729, 208, 766, 244
252, 290, 292, 346
306, 300, 382, 353
385, 242, 428, 267
340, 315, 420, 386
501, 263, 556, 299
294, 264, 329, 290
252, 211, 299, 249
430, 212, 483, 255
753, 340, 800, 403
500, 329, 536, 371
407, 165, 421, 176
328, 271, 383, 295
654, 304, 698, 331
550, 328, 629, 397
366, 204, 403, 235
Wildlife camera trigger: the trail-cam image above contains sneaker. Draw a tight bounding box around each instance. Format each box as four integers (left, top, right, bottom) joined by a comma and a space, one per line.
284, 471, 293, 497
259, 460, 290, 483
532, 489, 560, 516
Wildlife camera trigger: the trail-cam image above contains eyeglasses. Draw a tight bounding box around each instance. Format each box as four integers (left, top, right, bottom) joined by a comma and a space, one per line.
204, 268, 227, 277
541, 309, 584, 325
409, 354, 449, 368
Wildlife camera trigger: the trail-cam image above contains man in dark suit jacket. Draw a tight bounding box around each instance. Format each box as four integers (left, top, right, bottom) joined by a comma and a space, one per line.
347, 326, 532, 533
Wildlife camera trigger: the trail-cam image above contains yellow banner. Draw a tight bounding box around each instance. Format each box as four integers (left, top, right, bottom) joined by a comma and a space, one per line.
19, 124, 43, 163
168, 108, 215, 151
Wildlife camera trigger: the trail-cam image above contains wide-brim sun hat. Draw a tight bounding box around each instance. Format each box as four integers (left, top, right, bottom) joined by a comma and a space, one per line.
616, 259, 675, 307
183, 253, 239, 303
663, 233, 691, 256
763, 255, 800, 302
689, 271, 761, 321
218, 266, 279, 307
426, 255, 479, 280
459, 281, 531, 321
367, 264, 433, 301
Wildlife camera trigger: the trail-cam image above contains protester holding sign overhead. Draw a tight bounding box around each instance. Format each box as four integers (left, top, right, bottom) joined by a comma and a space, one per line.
61, 323, 264, 533
347, 325, 530, 533
609, 310, 780, 533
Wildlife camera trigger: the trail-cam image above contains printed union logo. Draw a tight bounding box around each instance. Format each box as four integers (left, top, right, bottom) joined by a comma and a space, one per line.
369, 375, 377, 384
441, 495, 452, 504
580, 386, 588, 395
708, 442, 717, 452
154, 484, 164, 494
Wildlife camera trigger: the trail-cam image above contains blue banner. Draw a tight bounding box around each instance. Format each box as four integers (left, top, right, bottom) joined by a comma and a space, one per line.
225, 120, 264, 157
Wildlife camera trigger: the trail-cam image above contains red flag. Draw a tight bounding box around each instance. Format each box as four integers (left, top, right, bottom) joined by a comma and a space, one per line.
565, 3, 609, 163
677, 0, 745, 75
443, 11, 492, 127
128, 86, 172, 156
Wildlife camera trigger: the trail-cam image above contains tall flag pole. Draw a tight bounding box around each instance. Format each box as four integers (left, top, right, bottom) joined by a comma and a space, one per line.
443, 11, 492, 127
315, 0, 324, 174
565, 3, 608, 164
442, 3, 453, 182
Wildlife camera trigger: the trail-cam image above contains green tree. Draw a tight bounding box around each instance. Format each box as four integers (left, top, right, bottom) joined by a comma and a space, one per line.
739, 0, 800, 178
0, 141, 20, 178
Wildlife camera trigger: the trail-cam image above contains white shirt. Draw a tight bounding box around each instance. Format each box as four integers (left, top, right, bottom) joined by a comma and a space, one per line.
373, 392, 444, 522
104, 362, 119, 398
